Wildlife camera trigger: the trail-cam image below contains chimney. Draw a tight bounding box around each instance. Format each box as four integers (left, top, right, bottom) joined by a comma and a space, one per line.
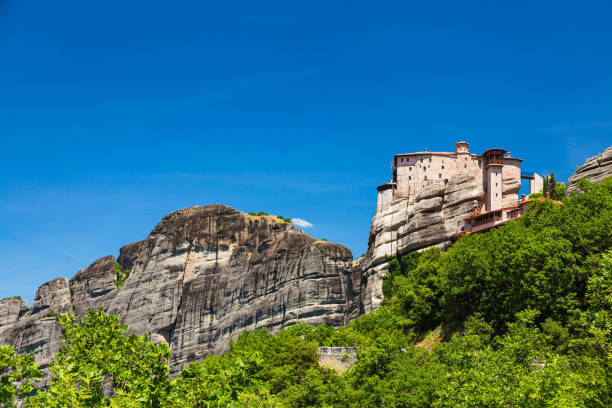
473, 207, 478, 216
506, 152, 511, 158
546, 191, 550, 199
424, 148, 428, 152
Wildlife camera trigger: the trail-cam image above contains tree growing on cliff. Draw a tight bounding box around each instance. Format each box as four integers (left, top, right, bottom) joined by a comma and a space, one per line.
0, 345, 41, 407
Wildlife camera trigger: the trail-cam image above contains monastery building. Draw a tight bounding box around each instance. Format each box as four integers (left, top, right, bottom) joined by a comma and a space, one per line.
376, 141, 544, 233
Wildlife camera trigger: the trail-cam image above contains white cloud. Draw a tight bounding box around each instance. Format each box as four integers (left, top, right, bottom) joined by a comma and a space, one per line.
291, 218, 314, 228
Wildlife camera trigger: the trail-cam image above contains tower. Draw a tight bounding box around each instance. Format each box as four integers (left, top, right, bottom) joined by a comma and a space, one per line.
455, 141, 469, 153
483, 148, 505, 211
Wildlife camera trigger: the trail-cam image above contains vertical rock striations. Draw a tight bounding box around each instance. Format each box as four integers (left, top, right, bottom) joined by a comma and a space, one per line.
0, 297, 28, 331
566, 145, 612, 195
69, 255, 118, 317
0, 278, 72, 384
0, 204, 356, 377
356, 174, 484, 313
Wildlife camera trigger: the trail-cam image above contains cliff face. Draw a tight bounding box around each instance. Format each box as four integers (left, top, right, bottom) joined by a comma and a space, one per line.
0, 278, 71, 385
357, 174, 484, 312
566, 145, 612, 195
0, 204, 357, 377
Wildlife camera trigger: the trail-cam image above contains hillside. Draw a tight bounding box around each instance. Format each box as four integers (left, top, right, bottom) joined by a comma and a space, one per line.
0, 149, 611, 407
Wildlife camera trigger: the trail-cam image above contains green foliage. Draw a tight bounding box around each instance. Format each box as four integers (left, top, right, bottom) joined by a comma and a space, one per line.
114, 261, 131, 291
7, 176, 611, 407
0, 296, 21, 302
0, 345, 41, 407
43, 310, 61, 319
540, 172, 568, 200
216, 226, 225, 234
26, 307, 173, 407
381, 177, 612, 335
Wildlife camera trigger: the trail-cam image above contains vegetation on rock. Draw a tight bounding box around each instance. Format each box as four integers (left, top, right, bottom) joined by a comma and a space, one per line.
113, 261, 130, 291
2, 177, 611, 407
0, 345, 41, 407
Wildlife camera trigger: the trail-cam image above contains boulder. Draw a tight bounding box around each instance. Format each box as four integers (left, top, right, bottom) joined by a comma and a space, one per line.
566, 145, 612, 195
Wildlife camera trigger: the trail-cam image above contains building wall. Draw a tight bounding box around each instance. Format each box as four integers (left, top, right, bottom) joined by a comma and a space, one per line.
486, 165, 503, 211
396, 153, 482, 201
391, 145, 521, 215
530, 173, 544, 195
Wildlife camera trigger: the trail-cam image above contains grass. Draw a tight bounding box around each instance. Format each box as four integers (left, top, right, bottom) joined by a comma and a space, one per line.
415, 325, 443, 350
247, 212, 292, 224
1, 296, 21, 302
318, 357, 350, 375
43, 310, 61, 320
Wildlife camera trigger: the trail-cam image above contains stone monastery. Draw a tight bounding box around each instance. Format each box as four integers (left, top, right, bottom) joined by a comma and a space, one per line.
376, 141, 544, 233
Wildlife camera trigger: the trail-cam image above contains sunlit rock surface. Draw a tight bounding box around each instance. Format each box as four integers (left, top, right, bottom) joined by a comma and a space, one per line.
566, 145, 612, 195
356, 174, 484, 312
0, 204, 357, 378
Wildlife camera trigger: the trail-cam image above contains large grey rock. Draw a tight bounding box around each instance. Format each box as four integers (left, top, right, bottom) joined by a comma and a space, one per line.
0, 204, 357, 381
117, 241, 144, 270
566, 145, 612, 195
31, 278, 72, 316
70, 255, 117, 317
105, 205, 356, 374
0, 279, 72, 385
0, 297, 28, 331
357, 174, 484, 312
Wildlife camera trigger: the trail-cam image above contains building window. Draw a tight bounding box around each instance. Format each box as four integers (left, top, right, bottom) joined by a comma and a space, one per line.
439, 174, 442, 178
464, 164, 467, 168
495, 182, 497, 186
441, 165, 444, 169
409, 176, 411, 180
400, 158, 403, 162
496, 193, 498, 197
409, 167, 412, 171
478, 160, 481, 166
429, 158, 432, 162
424, 176, 427, 180
424, 167, 426, 171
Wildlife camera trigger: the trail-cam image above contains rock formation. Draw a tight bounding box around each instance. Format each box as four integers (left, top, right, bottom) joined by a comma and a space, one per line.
566, 145, 612, 195
0, 279, 72, 385
0, 297, 28, 331
0, 204, 357, 378
356, 174, 484, 313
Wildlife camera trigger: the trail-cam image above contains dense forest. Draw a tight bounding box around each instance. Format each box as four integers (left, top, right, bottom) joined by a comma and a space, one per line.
1, 177, 610, 407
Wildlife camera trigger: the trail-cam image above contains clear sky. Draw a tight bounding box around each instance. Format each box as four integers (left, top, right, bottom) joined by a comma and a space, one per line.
1, 1, 611, 303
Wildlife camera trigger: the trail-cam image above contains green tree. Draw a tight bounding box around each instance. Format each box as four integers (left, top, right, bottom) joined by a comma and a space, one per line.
0, 345, 41, 407
26, 307, 173, 407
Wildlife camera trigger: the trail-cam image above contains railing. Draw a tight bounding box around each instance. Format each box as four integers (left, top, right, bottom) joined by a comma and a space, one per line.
486, 157, 504, 166
521, 172, 535, 179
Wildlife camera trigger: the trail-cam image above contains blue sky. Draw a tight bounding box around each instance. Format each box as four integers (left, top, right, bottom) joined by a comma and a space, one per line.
1, 1, 611, 303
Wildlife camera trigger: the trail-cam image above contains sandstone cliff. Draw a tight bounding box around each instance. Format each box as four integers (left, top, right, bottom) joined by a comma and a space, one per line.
566, 145, 612, 195
0, 205, 357, 377
357, 174, 484, 313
